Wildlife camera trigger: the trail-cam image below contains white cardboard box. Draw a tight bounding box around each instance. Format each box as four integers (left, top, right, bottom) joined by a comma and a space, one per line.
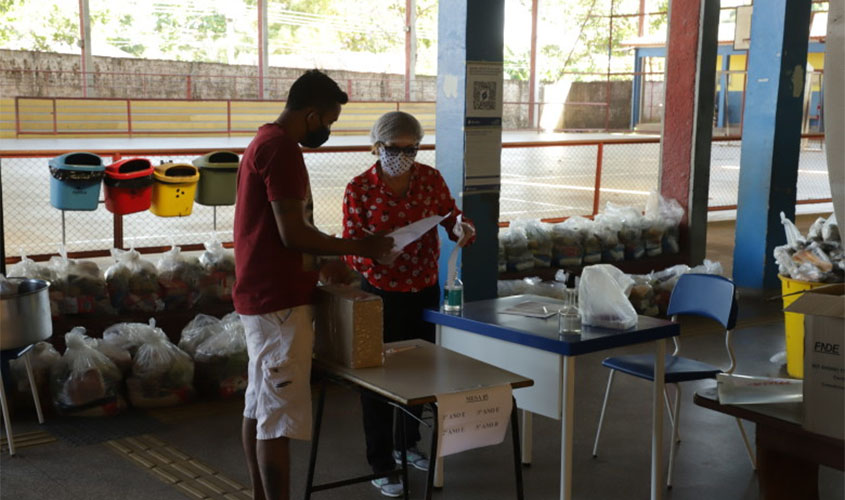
314, 285, 384, 369
785, 283, 845, 440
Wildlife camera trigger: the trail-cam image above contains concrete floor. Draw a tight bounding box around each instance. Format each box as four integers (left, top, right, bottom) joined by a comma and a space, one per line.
2, 217, 844, 500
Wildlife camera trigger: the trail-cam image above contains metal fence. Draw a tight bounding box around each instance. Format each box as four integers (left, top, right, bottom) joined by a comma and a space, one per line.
1, 136, 831, 263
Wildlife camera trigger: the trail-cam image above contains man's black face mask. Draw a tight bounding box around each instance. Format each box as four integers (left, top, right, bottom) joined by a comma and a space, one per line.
301, 111, 330, 148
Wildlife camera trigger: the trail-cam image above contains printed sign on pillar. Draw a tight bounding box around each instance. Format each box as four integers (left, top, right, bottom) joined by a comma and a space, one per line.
464, 61, 503, 192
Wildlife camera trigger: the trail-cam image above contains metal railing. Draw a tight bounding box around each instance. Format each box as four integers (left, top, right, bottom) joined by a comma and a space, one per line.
1, 135, 830, 264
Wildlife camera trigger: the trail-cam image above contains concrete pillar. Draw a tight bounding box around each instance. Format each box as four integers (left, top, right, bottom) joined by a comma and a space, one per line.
436, 0, 504, 301
78, 0, 94, 97
825, 0, 844, 237
732, 0, 812, 289
659, 0, 719, 265
257, 0, 269, 99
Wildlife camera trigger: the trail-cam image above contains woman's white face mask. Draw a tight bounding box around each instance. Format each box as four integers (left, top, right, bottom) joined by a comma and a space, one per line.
378, 144, 417, 177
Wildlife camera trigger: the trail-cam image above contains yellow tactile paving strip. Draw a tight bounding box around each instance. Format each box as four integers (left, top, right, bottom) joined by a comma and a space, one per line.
1, 430, 57, 453
105, 434, 253, 500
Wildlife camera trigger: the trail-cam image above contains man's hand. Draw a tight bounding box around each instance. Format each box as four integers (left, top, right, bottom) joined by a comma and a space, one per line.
319, 259, 353, 285
357, 234, 394, 260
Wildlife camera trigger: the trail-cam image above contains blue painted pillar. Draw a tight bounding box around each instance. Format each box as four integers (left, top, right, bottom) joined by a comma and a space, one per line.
717, 54, 729, 129
436, 0, 504, 301
733, 0, 812, 289
630, 48, 642, 129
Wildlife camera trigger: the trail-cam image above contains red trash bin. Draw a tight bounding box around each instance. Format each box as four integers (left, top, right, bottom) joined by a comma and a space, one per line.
104, 158, 154, 215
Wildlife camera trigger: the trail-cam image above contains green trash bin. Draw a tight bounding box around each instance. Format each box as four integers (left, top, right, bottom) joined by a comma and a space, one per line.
193, 151, 239, 206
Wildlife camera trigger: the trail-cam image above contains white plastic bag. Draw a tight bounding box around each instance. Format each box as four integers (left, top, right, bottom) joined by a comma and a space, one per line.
593, 213, 625, 262
178, 313, 224, 358
48, 247, 112, 315
501, 227, 534, 272
198, 236, 236, 302
127, 329, 195, 408
103, 318, 168, 356
578, 264, 638, 330
10, 341, 60, 394
780, 212, 805, 249
156, 246, 203, 310
551, 219, 584, 267
7, 250, 56, 282
105, 248, 163, 313
193, 315, 248, 398
605, 202, 646, 260
51, 329, 126, 416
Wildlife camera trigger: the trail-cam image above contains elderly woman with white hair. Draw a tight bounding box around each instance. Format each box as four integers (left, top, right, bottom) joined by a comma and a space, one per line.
342, 111, 475, 497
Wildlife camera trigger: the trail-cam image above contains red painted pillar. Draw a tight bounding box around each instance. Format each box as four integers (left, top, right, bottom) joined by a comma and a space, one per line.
659, 0, 719, 264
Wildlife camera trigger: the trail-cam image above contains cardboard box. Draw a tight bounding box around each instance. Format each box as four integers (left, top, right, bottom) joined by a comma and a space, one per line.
314, 285, 384, 369
785, 283, 845, 440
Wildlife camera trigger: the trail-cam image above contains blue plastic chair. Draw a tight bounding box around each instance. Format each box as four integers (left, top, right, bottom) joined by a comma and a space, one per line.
591, 273, 756, 488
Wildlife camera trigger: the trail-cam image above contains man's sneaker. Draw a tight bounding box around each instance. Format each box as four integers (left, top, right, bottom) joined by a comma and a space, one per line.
371, 476, 404, 498
393, 447, 430, 471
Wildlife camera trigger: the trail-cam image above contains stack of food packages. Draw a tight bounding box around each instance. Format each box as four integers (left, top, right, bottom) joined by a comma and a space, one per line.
498, 193, 684, 273
774, 213, 843, 283
103, 319, 195, 408
498, 260, 723, 318
178, 312, 248, 399
7, 240, 236, 317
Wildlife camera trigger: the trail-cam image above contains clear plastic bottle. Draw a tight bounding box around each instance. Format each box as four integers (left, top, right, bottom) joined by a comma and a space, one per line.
557, 287, 581, 334
444, 278, 464, 313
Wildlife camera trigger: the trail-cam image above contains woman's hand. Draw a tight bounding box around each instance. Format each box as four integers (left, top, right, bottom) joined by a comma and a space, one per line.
458, 221, 476, 247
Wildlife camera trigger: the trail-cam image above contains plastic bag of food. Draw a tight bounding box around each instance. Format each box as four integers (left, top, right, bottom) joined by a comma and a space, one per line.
193, 316, 248, 398
533, 280, 567, 299
575, 218, 603, 264
627, 274, 658, 317
605, 202, 646, 260
645, 193, 684, 255
497, 279, 532, 297
780, 212, 805, 249
822, 213, 841, 244
10, 341, 61, 398
593, 214, 624, 262
502, 227, 534, 272
807, 217, 827, 241
578, 264, 637, 330
516, 220, 552, 268
198, 237, 236, 303
551, 218, 584, 267
774, 245, 800, 277
127, 329, 195, 408
689, 259, 724, 276
50, 329, 126, 417
79, 332, 133, 374
103, 319, 169, 356
7, 251, 56, 282
178, 313, 223, 358
105, 248, 163, 313
48, 247, 113, 315
156, 246, 203, 310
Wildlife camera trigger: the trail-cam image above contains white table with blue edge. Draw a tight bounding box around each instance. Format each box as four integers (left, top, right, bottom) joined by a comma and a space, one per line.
423, 294, 680, 500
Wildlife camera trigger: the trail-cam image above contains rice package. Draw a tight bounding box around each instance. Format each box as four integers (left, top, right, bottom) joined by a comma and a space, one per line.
501, 227, 534, 272
156, 246, 203, 310
516, 220, 552, 268
51, 329, 126, 417
551, 220, 583, 267
105, 248, 163, 313
604, 202, 646, 260
127, 327, 195, 408
192, 313, 248, 398
48, 247, 113, 315
197, 238, 236, 303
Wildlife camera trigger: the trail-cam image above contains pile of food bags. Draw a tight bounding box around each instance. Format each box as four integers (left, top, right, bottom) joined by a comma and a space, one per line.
179, 312, 248, 398
156, 246, 204, 310
104, 319, 195, 408
51, 328, 127, 417
105, 248, 163, 313
773, 213, 843, 283
500, 194, 683, 272
197, 238, 236, 303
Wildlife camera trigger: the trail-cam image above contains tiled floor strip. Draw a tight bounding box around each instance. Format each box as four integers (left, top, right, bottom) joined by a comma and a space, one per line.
105, 434, 253, 500
1, 430, 57, 453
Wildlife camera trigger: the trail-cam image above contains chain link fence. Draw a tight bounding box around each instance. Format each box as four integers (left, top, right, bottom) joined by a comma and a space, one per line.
1, 138, 832, 261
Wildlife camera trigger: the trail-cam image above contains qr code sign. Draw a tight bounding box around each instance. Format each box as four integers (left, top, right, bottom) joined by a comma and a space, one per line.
473, 81, 497, 111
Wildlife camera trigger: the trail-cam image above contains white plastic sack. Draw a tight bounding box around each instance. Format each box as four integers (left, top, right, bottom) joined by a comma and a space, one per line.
578, 264, 638, 330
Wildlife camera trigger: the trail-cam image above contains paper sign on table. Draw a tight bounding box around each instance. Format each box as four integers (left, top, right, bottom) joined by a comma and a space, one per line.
435, 384, 512, 457
387, 215, 447, 253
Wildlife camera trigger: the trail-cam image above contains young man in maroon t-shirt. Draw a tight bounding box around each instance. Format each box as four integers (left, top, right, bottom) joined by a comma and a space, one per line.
234, 70, 392, 500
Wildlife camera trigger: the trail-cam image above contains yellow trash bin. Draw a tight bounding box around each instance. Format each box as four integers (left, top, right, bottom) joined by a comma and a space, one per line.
150, 163, 200, 217
779, 274, 827, 378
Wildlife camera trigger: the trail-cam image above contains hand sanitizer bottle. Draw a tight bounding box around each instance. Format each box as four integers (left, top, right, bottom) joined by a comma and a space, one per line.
444, 277, 463, 313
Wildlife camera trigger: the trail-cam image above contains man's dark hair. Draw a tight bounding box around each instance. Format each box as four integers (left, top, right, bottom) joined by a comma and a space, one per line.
285, 70, 349, 111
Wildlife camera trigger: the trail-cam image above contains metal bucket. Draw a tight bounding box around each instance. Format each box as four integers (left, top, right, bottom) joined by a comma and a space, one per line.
1, 278, 53, 351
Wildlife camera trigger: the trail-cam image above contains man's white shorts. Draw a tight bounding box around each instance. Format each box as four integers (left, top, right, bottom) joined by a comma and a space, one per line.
241, 305, 314, 440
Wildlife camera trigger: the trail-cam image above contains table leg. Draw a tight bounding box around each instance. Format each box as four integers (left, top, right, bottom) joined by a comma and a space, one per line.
511, 397, 525, 500
560, 355, 575, 500
399, 407, 409, 500
521, 409, 533, 465
305, 380, 327, 500
0, 369, 14, 456
651, 339, 666, 500
426, 403, 439, 500
756, 423, 820, 500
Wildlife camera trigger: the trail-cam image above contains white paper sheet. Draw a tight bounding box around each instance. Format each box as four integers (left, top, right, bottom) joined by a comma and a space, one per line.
716, 373, 803, 405
435, 384, 512, 458
387, 215, 447, 253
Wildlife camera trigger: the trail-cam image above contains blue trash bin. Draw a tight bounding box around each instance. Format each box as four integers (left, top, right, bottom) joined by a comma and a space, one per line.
49, 152, 105, 211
